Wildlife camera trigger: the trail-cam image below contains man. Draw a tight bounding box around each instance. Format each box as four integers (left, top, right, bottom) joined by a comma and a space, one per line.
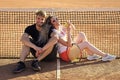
13, 10, 58, 73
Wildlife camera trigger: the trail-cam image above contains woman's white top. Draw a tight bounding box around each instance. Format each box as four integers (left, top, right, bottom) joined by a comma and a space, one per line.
52, 27, 67, 54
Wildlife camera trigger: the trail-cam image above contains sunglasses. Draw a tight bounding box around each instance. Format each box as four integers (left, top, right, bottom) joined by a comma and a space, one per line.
52, 18, 58, 23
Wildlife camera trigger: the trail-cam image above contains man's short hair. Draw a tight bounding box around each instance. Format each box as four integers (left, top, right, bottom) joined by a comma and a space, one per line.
35, 10, 47, 18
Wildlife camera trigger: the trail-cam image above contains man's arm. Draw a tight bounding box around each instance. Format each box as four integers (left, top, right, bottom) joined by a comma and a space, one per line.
20, 33, 41, 52
41, 32, 58, 51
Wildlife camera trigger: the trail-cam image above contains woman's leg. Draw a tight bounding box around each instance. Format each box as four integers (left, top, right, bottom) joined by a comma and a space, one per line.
76, 33, 116, 61
78, 41, 107, 57
74, 32, 88, 43
74, 32, 94, 55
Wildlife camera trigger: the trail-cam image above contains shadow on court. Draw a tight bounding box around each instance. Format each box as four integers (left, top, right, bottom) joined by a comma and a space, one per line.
0, 59, 57, 80
0, 58, 120, 80
60, 58, 109, 69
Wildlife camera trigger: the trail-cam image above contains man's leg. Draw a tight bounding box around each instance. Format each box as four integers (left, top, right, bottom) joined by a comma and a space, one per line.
20, 45, 30, 62
31, 35, 58, 71
31, 44, 57, 71
38, 44, 57, 61
13, 45, 30, 73
42, 44, 57, 61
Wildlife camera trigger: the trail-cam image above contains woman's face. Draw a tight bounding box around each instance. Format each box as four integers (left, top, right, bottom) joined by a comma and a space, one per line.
50, 17, 60, 29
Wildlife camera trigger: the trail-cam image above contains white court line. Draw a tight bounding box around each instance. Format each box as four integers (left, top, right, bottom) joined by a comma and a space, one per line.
57, 58, 60, 80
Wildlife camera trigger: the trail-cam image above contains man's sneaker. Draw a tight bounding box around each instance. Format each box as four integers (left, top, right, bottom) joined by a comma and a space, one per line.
87, 55, 101, 60
31, 60, 41, 71
102, 54, 116, 61
13, 61, 26, 73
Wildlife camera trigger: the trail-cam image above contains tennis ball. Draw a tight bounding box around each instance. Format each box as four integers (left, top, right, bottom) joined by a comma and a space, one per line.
64, 22, 69, 27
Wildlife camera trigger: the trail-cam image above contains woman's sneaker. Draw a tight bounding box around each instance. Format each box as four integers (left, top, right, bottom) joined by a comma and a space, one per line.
102, 54, 116, 61
87, 55, 100, 60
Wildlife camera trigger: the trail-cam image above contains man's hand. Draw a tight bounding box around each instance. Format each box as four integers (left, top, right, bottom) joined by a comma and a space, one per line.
34, 47, 44, 57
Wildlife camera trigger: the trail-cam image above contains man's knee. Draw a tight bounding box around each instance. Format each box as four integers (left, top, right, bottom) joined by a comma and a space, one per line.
21, 45, 30, 54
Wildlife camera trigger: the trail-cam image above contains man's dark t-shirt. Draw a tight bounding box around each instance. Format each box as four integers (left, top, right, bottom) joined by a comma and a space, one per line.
24, 24, 52, 47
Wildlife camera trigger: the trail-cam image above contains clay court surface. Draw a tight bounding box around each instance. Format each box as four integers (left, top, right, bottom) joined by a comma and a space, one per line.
0, 0, 120, 80
0, 59, 120, 80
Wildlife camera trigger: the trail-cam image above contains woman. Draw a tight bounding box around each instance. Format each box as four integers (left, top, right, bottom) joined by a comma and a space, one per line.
44, 15, 116, 62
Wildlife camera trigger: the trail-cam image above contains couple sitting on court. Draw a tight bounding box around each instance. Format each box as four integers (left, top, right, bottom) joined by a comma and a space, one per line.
13, 10, 116, 74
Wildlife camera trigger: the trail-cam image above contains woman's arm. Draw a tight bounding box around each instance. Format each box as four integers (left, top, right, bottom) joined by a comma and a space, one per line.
67, 28, 72, 47
58, 22, 73, 47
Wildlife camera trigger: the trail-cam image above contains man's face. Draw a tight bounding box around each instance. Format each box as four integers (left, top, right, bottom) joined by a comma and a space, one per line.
36, 15, 45, 27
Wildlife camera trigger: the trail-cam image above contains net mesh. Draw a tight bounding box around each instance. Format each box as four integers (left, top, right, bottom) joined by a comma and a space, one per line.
0, 8, 120, 58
